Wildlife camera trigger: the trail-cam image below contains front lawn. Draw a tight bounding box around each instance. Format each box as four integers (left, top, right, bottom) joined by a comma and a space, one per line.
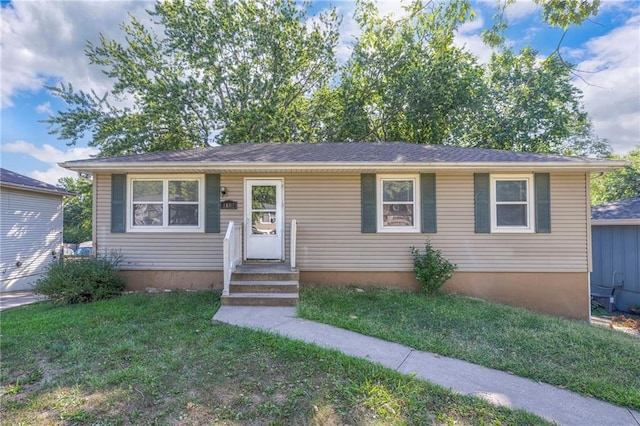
298, 286, 640, 411
0, 292, 547, 425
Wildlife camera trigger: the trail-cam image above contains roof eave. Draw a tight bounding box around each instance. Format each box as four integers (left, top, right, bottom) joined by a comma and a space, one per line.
591, 218, 640, 226
59, 160, 628, 174
0, 182, 74, 197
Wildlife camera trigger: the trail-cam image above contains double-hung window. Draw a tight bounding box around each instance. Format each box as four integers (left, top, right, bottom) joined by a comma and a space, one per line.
129, 176, 204, 232
378, 175, 419, 232
490, 174, 534, 233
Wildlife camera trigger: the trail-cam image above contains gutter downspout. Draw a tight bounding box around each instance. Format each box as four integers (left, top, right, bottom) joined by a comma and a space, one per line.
586, 172, 594, 323
92, 174, 97, 257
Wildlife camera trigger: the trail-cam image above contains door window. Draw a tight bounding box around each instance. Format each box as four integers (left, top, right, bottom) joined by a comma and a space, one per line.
251, 185, 277, 235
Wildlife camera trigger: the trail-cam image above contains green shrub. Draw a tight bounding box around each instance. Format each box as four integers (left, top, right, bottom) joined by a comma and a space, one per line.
411, 241, 457, 295
33, 254, 126, 304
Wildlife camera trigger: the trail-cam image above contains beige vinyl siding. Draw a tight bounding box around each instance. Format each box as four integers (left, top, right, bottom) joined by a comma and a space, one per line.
95, 172, 589, 273
96, 174, 243, 271
286, 172, 588, 273
0, 187, 64, 291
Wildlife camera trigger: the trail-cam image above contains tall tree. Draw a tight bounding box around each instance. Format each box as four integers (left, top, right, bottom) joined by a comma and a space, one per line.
45, 0, 339, 155
336, 0, 482, 144
58, 176, 93, 244
333, 1, 607, 156
483, 0, 601, 50
45, 0, 608, 157
451, 47, 611, 156
591, 145, 640, 205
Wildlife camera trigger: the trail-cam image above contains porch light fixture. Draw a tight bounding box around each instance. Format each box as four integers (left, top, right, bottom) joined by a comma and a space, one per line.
220, 186, 228, 197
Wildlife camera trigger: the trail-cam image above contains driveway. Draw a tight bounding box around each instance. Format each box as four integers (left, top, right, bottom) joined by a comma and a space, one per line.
0, 292, 48, 311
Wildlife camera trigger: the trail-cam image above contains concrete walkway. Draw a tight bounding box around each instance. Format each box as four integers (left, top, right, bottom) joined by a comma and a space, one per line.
0, 291, 48, 311
213, 306, 640, 426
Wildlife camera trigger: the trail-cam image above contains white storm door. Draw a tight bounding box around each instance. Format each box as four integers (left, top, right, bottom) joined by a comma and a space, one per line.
245, 179, 284, 260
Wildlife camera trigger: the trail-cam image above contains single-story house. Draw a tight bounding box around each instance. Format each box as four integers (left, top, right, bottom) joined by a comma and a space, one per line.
0, 168, 73, 292
60, 142, 625, 319
591, 195, 640, 312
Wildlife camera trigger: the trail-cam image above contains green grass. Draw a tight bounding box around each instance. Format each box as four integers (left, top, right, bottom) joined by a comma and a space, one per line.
298, 286, 640, 411
0, 292, 548, 425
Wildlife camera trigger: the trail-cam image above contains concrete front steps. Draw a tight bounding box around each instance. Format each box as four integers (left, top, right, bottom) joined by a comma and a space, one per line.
221, 263, 299, 306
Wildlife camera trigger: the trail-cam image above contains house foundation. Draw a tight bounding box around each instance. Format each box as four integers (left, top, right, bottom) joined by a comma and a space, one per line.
118, 269, 589, 320
300, 271, 589, 320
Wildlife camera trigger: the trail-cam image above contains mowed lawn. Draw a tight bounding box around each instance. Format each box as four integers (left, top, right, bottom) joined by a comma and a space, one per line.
0, 292, 548, 425
298, 286, 640, 411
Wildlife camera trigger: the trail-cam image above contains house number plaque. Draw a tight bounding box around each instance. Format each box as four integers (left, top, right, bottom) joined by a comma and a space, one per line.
221, 200, 238, 210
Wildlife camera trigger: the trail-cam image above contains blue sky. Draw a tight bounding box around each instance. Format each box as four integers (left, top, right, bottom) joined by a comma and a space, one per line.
1, 0, 639, 185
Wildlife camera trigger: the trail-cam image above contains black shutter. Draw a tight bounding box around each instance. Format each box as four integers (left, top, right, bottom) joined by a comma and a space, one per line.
420, 173, 437, 233
111, 174, 126, 233
535, 173, 551, 233
474, 173, 490, 233
361, 174, 376, 233
205, 174, 220, 233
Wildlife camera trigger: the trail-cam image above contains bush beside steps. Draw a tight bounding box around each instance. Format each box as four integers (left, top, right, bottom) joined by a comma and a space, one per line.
33, 254, 125, 304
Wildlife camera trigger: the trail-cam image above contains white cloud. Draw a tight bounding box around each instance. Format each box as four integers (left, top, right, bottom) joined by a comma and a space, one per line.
574, 14, 640, 154
330, 0, 417, 64
30, 166, 77, 186
503, 0, 539, 22
0, 1, 154, 108
3, 140, 98, 163
2, 140, 99, 185
333, 3, 360, 63
35, 101, 52, 115
455, 13, 494, 63
475, 0, 539, 23
375, 0, 410, 18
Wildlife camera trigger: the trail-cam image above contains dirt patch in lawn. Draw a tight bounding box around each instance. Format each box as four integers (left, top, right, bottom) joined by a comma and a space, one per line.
592, 313, 640, 338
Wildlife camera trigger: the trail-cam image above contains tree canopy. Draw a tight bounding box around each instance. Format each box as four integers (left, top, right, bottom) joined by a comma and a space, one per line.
45, 0, 609, 157
591, 145, 640, 205
334, 0, 481, 144
58, 176, 93, 243
450, 46, 610, 156
47, 0, 340, 155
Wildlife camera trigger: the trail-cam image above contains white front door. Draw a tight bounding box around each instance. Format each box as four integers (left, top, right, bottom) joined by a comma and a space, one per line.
245, 179, 284, 260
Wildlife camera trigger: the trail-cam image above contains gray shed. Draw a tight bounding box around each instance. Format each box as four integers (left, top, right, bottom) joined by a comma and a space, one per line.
591, 195, 640, 312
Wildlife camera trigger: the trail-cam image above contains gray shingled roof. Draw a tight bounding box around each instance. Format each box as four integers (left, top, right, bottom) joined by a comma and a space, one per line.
60, 142, 614, 166
592, 196, 640, 220
0, 168, 73, 196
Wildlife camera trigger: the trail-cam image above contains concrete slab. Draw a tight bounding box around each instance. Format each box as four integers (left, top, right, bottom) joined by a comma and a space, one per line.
213, 306, 297, 330
214, 306, 412, 370
273, 317, 413, 368
235, 263, 294, 273
0, 291, 48, 311
398, 350, 639, 425
213, 305, 640, 426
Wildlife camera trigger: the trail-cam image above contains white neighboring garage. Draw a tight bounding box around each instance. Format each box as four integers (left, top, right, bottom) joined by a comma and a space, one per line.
0, 168, 73, 292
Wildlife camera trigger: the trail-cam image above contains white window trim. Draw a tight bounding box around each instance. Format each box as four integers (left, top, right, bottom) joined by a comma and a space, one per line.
377, 174, 420, 233
490, 174, 535, 233
127, 175, 205, 233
